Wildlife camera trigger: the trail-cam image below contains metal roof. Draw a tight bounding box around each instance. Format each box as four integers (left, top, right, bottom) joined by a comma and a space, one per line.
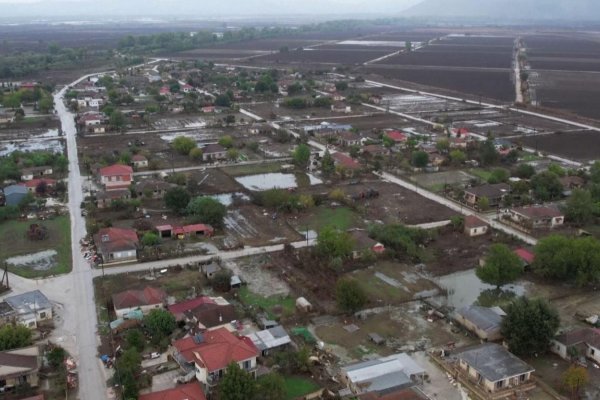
248, 326, 291, 351
458, 343, 534, 383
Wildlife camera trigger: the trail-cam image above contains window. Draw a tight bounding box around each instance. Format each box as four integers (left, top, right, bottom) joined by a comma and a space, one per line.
592, 348, 596, 355
39, 312, 46, 319
243, 360, 251, 370
520, 374, 526, 382
496, 380, 503, 389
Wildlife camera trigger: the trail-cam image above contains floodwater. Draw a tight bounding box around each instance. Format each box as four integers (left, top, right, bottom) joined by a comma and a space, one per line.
6, 249, 58, 271
210, 192, 250, 206
235, 172, 322, 191
0, 128, 64, 156
435, 268, 527, 309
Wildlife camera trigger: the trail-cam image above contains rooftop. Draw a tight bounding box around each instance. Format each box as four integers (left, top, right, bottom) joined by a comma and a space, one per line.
248, 326, 291, 351
138, 382, 206, 400
511, 205, 563, 219
99, 164, 133, 176
455, 305, 505, 334
465, 183, 510, 198
5, 290, 52, 315
112, 286, 166, 310
457, 343, 534, 383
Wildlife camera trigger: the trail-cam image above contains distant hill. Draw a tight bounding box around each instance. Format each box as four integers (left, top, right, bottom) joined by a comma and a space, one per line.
404, 0, 600, 21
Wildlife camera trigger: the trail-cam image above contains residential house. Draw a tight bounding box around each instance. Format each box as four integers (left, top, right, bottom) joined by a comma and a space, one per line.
183, 297, 236, 331
338, 131, 361, 148
450, 127, 470, 138
182, 84, 194, 94
385, 130, 408, 147
99, 164, 134, 191
508, 205, 564, 229
552, 328, 600, 364
201, 106, 215, 114
331, 102, 352, 114
135, 180, 175, 199
139, 383, 205, 400
21, 166, 53, 181
159, 86, 171, 96
0, 112, 15, 124
332, 152, 361, 174
463, 215, 489, 237
3, 185, 28, 206
168, 296, 219, 322
363, 144, 388, 158
112, 286, 167, 318
0, 302, 16, 325
138, 382, 206, 400
94, 227, 139, 265
131, 154, 148, 169
22, 178, 56, 194
172, 327, 259, 392
340, 353, 425, 397
463, 183, 510, 208
4, 290, 53, 329
454, 305, 505, 341
349, 230, 385, 259
96, 189, 131, 209
202, 144, 227, 162
0, 345, 41, 391
456, 343, 535, 396
248, 326, 291, 356
80, 113, 104, 127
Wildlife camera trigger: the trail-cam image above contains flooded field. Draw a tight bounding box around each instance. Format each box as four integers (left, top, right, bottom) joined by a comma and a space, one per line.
6, 249, 58, 271
209, 192, 250, 206
235, 172, 322, 191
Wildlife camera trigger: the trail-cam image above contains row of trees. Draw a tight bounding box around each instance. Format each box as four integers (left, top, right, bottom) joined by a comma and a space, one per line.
165, 188, 227, 228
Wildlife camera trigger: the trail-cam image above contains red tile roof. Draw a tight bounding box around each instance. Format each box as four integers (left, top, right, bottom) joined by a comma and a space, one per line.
386, 130, 407, 142
173, 327, 258, 373
132, 154, 147, 162
112, 286, 166, 310
332, 152, 361, 169
512, 205, 563, 219
138, 383, 206, 400
23, 178, 57, 188
514, 248, 535, 265
464, 215, 488, 229
99, 164, 133, 177
168, 296, 215, 319
94, 227, 139, 255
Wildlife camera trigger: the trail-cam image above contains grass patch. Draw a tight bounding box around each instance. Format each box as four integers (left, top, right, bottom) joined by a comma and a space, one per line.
520, 153, 542, 162
238, 287, 295, 319
300, 206, 359, 231
221, 161, 286, 177
469, 168, 492, 182
0, 215, 71, 278
284, 376, 320, 400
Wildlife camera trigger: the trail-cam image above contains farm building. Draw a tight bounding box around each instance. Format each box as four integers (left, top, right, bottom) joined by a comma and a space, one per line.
21, 166, 53, 181
156, 224, 214, 239
454, 305, 505, 341
514, 248, 535, 267
551, 328, 600, 365
131, 154, 148, 169
247, 325, 291, 356
201, 262, 220, 278
135, 179, 175, 199
456, 343, 535, 396
296, 297, 312, 313
96, 189, 131, 209
463, 215, 489, 237
112, 286, 167, 318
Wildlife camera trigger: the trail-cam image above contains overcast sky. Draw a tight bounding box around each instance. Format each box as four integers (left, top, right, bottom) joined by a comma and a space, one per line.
0, 0, 423, 18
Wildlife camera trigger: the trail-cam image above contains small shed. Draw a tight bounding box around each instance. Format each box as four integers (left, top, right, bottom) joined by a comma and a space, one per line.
369, 333, 385, 345
230, 275, 242, 289
201, 262, 220, 278
296, 297, 312, 313
156, 225, 173, 238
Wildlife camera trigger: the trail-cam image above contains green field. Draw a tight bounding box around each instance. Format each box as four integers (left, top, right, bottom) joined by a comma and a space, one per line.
284, 376, 320, 400
0, 215, 71, 278
238, 287, 295, 319
221, 161, 286, 177
300, 206, 360, 231
469, 168, 492, 182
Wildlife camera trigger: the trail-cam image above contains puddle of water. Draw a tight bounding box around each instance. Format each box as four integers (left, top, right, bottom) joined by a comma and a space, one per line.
0, 139, 64, 156
210, 192, 250, 206
435, 268, 526, 309
235, 172, 322, 191
6, 249, 58, 271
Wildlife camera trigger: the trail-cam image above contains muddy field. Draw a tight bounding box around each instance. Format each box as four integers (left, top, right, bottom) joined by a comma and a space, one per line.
377, 49, 512, 69
424, 43, 514, 54
177, 49, 269, 60
206, 38, 324, 51
363, 66, 515, 102
257, 49, 392, 65
439, 35, 516, 46
520, 130, 600, 161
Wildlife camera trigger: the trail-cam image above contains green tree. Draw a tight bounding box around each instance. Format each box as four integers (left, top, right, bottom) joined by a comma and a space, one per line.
479, 139, 499, 166
477, 196, 490, 211
476, 244, 523, 288
215, 94, 232, 107
109, 110, 125, 131
3, 93, 21, 109
219, 135, 234, 148
46, 346, 66, 368
313, 97, 332, 108
436, 138, 450, 154
125, 329, 145, 352
317, 226, 353, 260
335, 81, 348, 91
449, 150, 466, 166
411, 151, 429, 168
227, 148, 239, 161
501, 297, 559, 356
531, 171, 563, 201
143, 309, 176, 343
141, 232, 160, 247
548, 163, 566, 177
172, 136, 197, 155
514, 163, 536, 179
564, 189, 596, 226
219, 363, 256, 400
115, 348, 141, 399
488, 168, 510, 184
189, 147, 203, 160
186, 196, 227, 228
293, 144, 311, 169
562, 365, 588, 400
164, 187, 191, 215
0, 325, 32, 351
38, 97, 53, 113
256, 373, 286, 400
321, 150, 335, 176
336, 278, 368, 313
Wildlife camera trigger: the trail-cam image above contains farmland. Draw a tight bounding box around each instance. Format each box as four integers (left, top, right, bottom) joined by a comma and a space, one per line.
520, 130, 600, 162
376, 49, 512, 69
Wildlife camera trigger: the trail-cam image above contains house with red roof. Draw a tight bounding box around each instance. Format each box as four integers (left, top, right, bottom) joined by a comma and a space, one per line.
131, 154, 148, 169
159, 86, 171, 96
168, 296, 216, 321
21, 178, 57, 194
99, 164, 134, 191
385, 130, 408, 145
181, 84, 194, 94
463, 215, 489, 237
112, 286, 166, 318
94, 227, 139, 265
331, 152, 361, 175
172, 327, 259, 391
138, 382, 206, 400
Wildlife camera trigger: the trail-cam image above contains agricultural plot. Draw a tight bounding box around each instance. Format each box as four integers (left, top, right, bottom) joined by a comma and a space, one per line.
377, 49, 512, 69
519, 130, 600, 162
206, 38, 323, 51
529, 57, 600, 72
440, 35, 516, 46
178, 49, 269, 59
258, 49, 393, 65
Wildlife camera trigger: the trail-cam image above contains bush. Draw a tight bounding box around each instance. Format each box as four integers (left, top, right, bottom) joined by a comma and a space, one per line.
336, 278, 367, 313
172, 136, 196, 155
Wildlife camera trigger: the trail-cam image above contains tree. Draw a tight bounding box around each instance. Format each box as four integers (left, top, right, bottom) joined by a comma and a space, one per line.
501, 297, 560, 356
219, 135, 234, 148
256, 373, 286, 400
488, 168, 510, 184
411, 151, 429, 168
317, 226, 353, 260
531, 171, 563, 201
125, 329, 145, 352
3, 93, 20, 109
143, 309, 176, 343
336, 278, 368, 313
0, 325, 32, 351
186, 196, 227, 228
476, 196, 490, 211
38, 97, 53, 113
219, 363, 256, 400
165, 187, 191, 215
562, 365, 588, 399
212, 269, 232, 292
476, 244, 523, 288
141, 232, 160, 247
335, 81, 348, 91
215, 94, 232, 107
564, 189, 596, 226
109, 110, 125, 131
172, 136, 196, 155
293, 144, 311, 169
514, 163, 536, 179
189, 147, 203, 160
321, 150, 335, 176
115, 348, 141, 399
227, 148, 239, 161
436, 139, 450, 154
313, 97, 332, 108
548, 163, 566, 177
287, 82, 303, 96
47, 346, 66, 368
449, 150, 466, 166
479, 139, 499, 166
